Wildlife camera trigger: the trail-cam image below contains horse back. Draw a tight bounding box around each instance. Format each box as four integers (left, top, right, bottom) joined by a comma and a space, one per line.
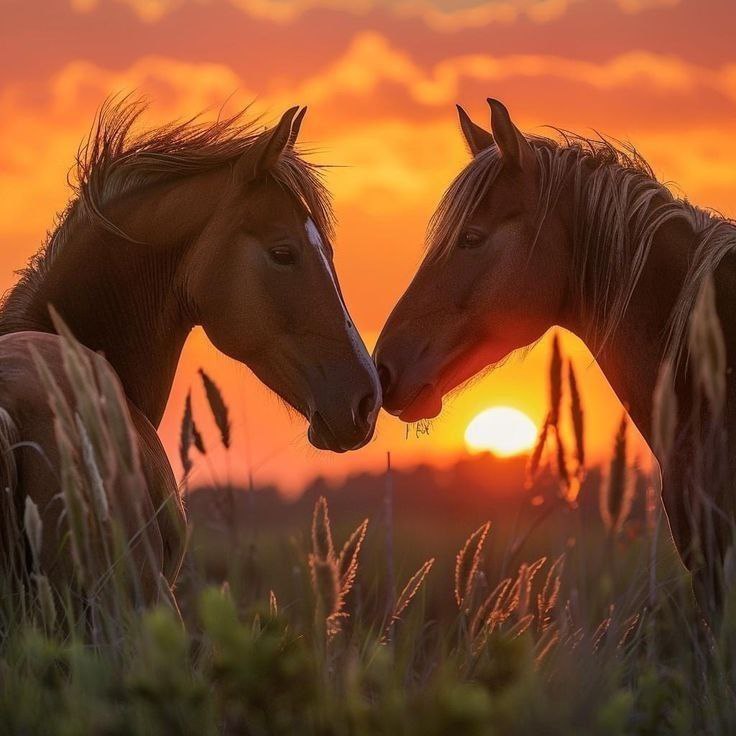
0, 331, 184, 597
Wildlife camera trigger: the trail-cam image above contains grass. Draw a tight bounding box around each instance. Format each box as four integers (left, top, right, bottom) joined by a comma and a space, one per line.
2, 320, 736, 734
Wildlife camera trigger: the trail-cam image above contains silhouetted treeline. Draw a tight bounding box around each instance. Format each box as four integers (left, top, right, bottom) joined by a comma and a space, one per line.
185, 453, 647, 537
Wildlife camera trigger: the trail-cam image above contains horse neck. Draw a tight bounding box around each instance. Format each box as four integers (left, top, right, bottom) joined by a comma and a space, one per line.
21, 171, 225, 427
561, 188, 697, 444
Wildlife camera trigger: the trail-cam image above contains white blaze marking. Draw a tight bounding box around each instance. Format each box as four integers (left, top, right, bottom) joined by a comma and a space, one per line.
304, 218, 381, 410
305, 218, 349, 317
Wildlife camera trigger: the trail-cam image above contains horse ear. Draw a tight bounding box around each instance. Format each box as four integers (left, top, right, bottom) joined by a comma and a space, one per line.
487, 98, 533, 169
456, 104, 493, 156
234, 106, 300, 182
288, 107, 307, 149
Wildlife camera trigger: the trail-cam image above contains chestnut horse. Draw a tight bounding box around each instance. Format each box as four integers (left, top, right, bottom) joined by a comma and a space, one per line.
375, 98, 736, 620
0, 100, 381, 604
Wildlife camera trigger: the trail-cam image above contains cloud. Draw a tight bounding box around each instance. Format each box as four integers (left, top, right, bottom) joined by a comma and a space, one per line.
69, 0, 682, 28
284, 32, 736, 106
1, 33, 735, 246
12, 34, 732, 135
42, 32, 725, 114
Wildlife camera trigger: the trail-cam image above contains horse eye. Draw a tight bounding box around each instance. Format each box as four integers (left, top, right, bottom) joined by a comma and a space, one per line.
458, 230, 484, 249
269, 246, 296, 266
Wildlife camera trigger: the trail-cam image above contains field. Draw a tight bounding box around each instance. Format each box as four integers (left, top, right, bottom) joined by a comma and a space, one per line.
1, 334, 735, 736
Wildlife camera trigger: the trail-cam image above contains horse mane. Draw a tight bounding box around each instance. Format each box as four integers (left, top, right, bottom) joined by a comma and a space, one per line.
0, 97, 334, 333
426, 129, 736, 361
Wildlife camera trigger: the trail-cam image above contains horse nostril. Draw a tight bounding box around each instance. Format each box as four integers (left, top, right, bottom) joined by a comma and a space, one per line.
376, 362, 393, 397
355, 391, 376, 431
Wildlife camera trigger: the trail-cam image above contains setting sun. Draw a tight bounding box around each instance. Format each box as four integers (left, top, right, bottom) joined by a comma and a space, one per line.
464, 406, 538, 457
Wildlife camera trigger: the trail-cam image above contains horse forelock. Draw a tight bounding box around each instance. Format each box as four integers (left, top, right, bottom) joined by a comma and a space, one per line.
75, 96, 334, 240
0, 96, 334, 333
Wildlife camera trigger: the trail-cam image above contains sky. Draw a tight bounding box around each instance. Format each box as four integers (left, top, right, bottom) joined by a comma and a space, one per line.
1, 0, 734, 493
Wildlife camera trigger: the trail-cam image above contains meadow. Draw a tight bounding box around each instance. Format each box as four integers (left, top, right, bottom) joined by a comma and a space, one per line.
1, 331, 734, 736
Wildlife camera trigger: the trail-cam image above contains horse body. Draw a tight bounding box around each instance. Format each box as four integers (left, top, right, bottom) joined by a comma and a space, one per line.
375, 98, 736, 618
0, 332, 184, 599
0, 101, 381, 602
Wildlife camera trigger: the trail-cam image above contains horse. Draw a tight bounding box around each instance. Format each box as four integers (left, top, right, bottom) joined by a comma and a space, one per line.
0, 99, 381, 606
374, 98, 736, 621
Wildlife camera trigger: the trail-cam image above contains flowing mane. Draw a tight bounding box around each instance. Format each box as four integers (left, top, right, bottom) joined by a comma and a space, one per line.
427, 130, 736, 360
1, 97, 334, 333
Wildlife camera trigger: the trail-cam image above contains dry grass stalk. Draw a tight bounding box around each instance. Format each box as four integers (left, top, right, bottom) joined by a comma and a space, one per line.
534, 625, 560, 665
688, 273, 726, 410
507, 613, 535, 639
454, 521, 491, 610
32, 573, 57, 632
549, 332, 563, 428
338, 519, 368, 595
600, 413, 634, 534
54, 423, 92, 588
311, 496, 334, 562
537, 554, 565, 631
0, 406, 19, 500
75, 413, 109, 523
652, 358, 677, 468
511, 556, 547, 619
526, 413, 550, 487
179, 391, 195, 476
179, 391, 206, 484
568, 360, 585, 474
554, 427, 577, 503
309, 555, 342, 623
23, 497, 43, 571
388, 558, 435, 626
470, 577, 513, 642
308, 497, 369, 640
199, 369, 231, 449
618, 612, 641, 649
30, 312, 158, 618
475, 558, 549, 649
268, 589, 278, 618
592, 606, 614, 652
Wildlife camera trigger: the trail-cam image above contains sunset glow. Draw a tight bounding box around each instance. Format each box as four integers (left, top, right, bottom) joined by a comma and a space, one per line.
464, 407, 538, 457
1, 0, 732, 492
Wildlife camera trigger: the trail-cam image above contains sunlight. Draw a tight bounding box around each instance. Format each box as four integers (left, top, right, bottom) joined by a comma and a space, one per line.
464, 406, 538, 457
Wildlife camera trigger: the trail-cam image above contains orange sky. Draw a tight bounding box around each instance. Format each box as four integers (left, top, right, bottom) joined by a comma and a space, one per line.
1, 0, 735, 493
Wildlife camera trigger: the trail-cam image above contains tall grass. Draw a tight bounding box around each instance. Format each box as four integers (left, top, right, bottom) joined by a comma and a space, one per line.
3, 317, 736, 733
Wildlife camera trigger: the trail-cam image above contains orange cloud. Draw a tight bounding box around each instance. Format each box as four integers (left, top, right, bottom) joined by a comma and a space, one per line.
297, 32, 736, 106
69, 0, 682, 28
13, 32, 733, 128
2, 35, 735, 251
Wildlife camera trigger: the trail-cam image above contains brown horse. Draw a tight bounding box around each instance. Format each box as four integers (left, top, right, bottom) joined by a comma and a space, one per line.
374, 98, 736, 620
0, 99, 381, 603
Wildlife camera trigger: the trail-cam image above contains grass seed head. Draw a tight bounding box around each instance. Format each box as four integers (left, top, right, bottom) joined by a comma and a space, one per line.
600, 414, 633, 533
338, 519, 368, 595
688, 273, 726, 410
454, 521, 491, 610
75, 413, 109, 522
538, 554, 565, 630
392, 558, 434, 622
526, 414, 550, 487
311, 496, 334, 562
568, 359, 585, 472
32, 573, 57, 631
549, 333, 563, 428
199, 369, 231, 449
23, 497, 43, 570
309, 554, 342, 620
652, 358, 677, 468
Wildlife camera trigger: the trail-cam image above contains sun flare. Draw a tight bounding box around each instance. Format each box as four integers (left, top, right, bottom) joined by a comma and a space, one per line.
464, 406, 538, 457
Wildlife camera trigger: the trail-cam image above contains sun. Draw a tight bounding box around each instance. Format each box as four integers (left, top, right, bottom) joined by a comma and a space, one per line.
464, 406, 538, 457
